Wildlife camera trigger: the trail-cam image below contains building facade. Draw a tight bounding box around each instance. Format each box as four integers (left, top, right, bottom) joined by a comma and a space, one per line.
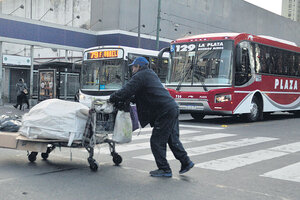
282, 0, 300, 22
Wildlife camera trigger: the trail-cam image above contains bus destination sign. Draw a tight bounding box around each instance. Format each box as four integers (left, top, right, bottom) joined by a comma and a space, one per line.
86, 49, 123, 60
174, 42, 224, 52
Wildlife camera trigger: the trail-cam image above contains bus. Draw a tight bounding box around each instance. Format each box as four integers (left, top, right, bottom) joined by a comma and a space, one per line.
79, 45, 169, 107
158, 33, 300, 121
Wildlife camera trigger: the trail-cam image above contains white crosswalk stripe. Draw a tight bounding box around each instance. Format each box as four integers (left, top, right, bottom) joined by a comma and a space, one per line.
195, 142, 300, 171
133, 124, 225, 134
196, 150, 287, 171
98, 130, 198, 154
261, 162, 300, 183
98, 133, 235, 154
132, 129, 201, 141
133, 137, 278, 161
179, 124, 225, 130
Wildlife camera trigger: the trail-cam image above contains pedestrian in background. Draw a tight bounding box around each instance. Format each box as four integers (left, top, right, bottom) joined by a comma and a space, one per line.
14, 78, 29, 110
109, 57, 194, 177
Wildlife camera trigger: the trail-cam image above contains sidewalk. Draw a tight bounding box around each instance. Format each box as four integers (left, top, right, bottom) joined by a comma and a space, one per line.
0, 103, 29, 117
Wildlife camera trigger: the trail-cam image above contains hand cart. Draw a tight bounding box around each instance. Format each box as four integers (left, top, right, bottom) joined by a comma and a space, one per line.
0, 99, 122, 172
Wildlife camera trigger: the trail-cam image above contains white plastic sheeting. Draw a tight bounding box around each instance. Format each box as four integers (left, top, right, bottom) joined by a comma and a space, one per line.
19, 99, 89, 146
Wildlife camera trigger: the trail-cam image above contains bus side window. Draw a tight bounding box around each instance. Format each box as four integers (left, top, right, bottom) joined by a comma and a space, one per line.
150, 57, 159, 74
259, 45, 268, 73
235, 46, 251, 86
282, 51, 289, 75
271, 49, 279, 74
265, 47, 274, 74
277, 50, 285, 75
143, 56, 151, 67
296, 55, 300, 77
288, 54, 296, 76
127, 55, 135, 79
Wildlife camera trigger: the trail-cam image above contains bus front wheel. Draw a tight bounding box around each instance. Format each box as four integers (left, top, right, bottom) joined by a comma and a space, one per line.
191, 113, 205, 121
245, 96, 262, 122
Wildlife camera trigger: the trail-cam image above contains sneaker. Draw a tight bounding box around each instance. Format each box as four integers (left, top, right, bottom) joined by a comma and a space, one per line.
179, 161, 194, 174
149, 169, 172, 177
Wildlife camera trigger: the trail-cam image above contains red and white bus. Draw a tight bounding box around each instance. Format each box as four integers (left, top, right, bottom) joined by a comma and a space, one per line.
158, 33, 300, 121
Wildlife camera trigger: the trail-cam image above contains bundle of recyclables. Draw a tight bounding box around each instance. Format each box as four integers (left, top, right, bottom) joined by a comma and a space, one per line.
2, 98, 137, 171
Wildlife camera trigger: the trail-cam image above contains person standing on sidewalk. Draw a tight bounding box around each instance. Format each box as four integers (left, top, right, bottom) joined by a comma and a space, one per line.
109, 57, 194, 177
14, 78, 29, 110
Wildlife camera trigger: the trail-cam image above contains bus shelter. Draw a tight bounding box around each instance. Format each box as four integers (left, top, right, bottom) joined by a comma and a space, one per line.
37, 62, 81, 101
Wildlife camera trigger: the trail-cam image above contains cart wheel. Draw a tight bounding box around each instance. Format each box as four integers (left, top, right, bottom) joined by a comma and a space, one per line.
89, 161, 99, 172
112, 153, 122, 166
41, 153, 49, 160
28, 152, 38, 162
88, 157, 98, 172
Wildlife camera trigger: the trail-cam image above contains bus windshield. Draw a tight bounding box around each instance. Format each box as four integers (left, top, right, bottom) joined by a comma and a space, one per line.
168, 40, 233, 86
81, 59, 123, 90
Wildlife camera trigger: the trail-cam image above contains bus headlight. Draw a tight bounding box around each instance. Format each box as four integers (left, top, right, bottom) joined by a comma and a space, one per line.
215, 94, 231, 103
79, 93, 86, 101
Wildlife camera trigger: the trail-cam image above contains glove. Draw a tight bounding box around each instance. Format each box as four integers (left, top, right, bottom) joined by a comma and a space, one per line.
109, 94, 117, 104
115, 101, 130, 112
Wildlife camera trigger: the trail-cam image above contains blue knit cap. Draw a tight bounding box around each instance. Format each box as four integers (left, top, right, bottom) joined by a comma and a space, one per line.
129, 57, 149, 67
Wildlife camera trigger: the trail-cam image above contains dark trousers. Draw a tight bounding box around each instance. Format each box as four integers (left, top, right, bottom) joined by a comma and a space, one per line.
150, 107, 190, 170
16, 93, 29, 109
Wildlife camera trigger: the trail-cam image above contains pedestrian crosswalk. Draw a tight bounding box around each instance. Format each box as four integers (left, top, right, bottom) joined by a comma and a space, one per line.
196, 142, 300, 171
261, 162, 300, 183
134, 137, 278, 161
95, 124, 300, 183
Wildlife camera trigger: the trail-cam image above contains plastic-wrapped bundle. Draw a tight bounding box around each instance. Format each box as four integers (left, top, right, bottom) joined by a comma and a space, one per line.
19, 99, 89, 146
0, 115, 22, 132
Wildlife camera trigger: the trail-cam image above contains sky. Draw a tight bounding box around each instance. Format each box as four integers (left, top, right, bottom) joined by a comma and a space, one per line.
244, 0, 282, 15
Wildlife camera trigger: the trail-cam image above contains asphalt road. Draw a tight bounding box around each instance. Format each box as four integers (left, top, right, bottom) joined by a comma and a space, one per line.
0, 107, 300, 200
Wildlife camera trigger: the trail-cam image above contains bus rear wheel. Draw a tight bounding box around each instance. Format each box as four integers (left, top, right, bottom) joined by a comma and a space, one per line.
191, 113, 205, 121
245, 96, 262, 122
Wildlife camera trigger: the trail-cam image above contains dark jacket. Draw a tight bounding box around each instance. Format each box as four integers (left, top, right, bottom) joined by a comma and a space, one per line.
16, 81, 28, 96
110, 66, 178, 128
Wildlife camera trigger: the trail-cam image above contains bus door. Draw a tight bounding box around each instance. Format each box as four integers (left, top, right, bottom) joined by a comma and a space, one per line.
235, 41, 254, 86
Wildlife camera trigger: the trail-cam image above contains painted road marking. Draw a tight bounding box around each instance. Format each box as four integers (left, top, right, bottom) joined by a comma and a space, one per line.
179, 124, 225, 130
132, 129, 201, 141
261, 162, 300, 183
195, 142, 300, 171
196, 150, 287, 171
134, 124, 225, 134
134, 137, 278, 161
98, 133, 235, 154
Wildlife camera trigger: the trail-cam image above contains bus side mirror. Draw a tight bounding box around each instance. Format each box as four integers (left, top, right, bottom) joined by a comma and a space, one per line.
158, 47, 170, 68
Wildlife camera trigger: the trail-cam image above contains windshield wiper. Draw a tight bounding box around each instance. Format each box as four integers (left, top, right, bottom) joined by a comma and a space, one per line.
193, 67, 208, 92
176, 64, 208, 92
176, 63, 193, 91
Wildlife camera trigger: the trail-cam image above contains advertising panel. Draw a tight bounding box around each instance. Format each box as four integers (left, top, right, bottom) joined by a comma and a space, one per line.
38, 69, 56, 101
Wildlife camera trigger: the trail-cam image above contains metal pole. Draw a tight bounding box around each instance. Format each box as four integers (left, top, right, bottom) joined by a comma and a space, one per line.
72, 0, 74, 27
64, 73, 67, 100
138, 0, 141, 48
30, 0, 32, 19
0, 42, 3, 105
29, 45, 34, 106
155, 0, 161, 50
